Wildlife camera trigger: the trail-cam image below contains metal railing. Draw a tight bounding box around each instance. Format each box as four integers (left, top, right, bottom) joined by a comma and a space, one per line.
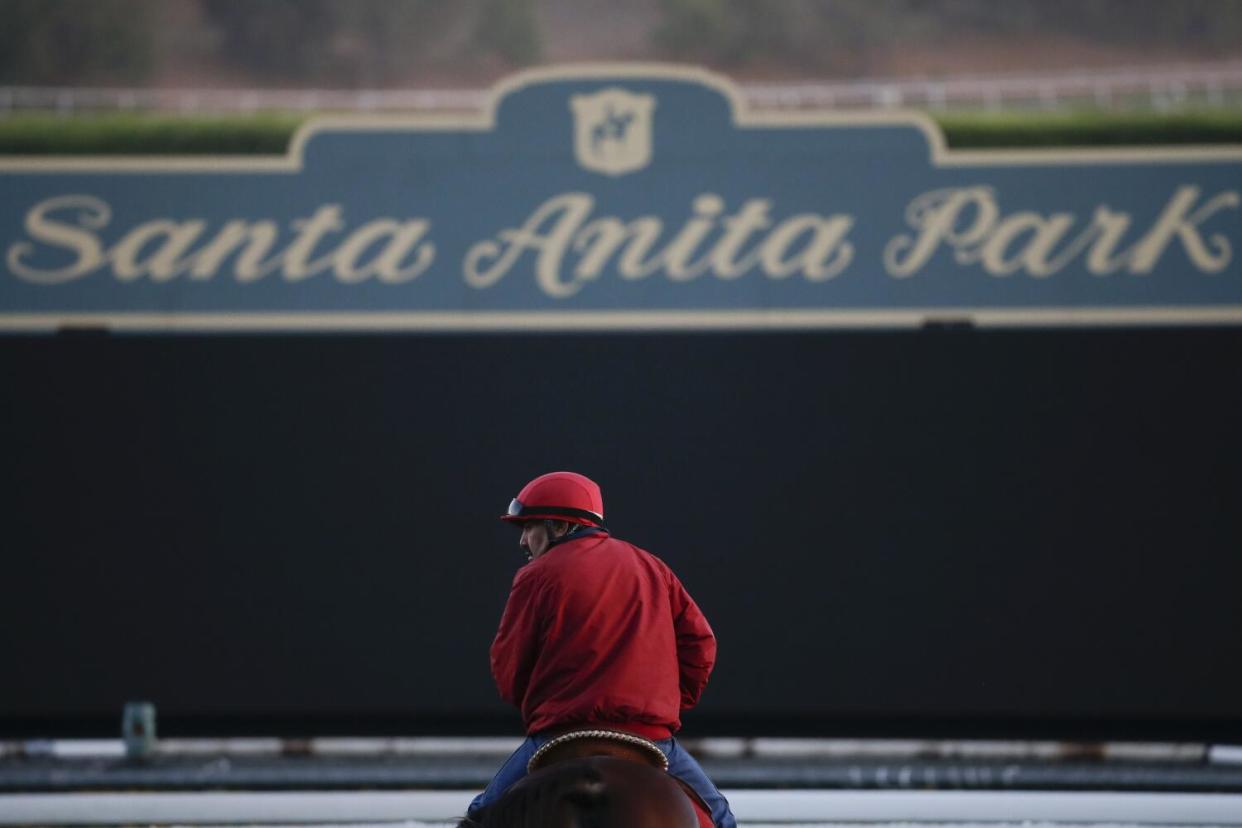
2, 61, 1242, 115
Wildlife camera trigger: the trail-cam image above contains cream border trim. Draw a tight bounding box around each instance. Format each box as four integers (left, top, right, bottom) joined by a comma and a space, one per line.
7, 307, 1242, 333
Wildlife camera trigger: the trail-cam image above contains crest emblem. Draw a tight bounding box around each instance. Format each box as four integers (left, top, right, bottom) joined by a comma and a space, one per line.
570, 88, 656, 176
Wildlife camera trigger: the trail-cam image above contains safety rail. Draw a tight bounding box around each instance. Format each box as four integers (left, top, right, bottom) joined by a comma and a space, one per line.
745, 61, 1242, 111
2, 61, 1242, 115
2, 736, 1235, 762
4, 790, 1242, 825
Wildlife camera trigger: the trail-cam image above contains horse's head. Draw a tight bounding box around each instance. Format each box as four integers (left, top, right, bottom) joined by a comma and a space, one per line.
460, 755, 701, 828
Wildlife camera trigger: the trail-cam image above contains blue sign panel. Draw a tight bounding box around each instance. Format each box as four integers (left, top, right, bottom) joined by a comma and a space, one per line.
2, 65, 1241, 330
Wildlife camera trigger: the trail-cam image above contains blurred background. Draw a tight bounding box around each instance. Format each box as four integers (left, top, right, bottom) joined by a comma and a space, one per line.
3, 2, 1242, 825
5, 0, 1242, 154
2, 0, 1242, 109
2, 0, 1242, 87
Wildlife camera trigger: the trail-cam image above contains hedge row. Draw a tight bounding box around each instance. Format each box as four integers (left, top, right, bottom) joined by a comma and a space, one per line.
934, 110, 1242, 148
0, 113, 304, 155
1, 109, 1241, 154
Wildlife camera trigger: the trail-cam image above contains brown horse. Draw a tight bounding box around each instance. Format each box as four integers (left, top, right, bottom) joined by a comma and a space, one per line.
459, 730, 713, 828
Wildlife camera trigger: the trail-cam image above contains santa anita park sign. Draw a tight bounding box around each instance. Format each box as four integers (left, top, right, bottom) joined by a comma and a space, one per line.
2, 65, 1241, 331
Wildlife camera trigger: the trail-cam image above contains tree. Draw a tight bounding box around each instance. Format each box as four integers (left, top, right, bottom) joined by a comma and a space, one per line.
197, 0, 483, 85
650, 0, 1242, 73
474, 0, 542, 66
0, 0, 157, 84
197, 0, 339, 81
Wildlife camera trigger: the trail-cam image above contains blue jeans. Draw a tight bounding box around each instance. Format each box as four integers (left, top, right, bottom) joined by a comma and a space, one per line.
467, 734, 736, 828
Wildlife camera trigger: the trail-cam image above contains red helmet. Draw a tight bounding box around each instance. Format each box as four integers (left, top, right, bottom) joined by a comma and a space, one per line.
501, 471, 606, 528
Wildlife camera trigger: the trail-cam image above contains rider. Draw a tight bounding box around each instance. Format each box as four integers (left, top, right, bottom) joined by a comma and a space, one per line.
467, 471, 736, 828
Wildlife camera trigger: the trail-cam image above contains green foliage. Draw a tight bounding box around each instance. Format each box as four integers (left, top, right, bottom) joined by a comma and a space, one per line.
0, 113, 302, 155
936, 110, 1242, 148
0, 0, 158, 84
2, 110, 1241, 156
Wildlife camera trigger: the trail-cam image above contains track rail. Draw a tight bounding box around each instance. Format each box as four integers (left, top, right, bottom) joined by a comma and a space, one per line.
2, 61, 1241, 115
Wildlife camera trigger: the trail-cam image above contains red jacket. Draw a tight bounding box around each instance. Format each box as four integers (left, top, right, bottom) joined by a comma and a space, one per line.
489, 532, 716, 740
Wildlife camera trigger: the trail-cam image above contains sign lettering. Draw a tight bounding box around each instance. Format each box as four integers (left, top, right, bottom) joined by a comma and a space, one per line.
2, 65, 1240, 329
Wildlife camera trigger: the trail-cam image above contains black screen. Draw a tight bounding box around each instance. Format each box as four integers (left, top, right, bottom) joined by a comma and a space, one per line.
3, 327, 1240, 740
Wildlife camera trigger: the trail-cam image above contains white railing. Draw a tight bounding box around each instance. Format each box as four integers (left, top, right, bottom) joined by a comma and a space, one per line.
4, 790, 1242, 826
0, 86, 485, 115
745, 61, 1242, 112
2, 61, 1242, 115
